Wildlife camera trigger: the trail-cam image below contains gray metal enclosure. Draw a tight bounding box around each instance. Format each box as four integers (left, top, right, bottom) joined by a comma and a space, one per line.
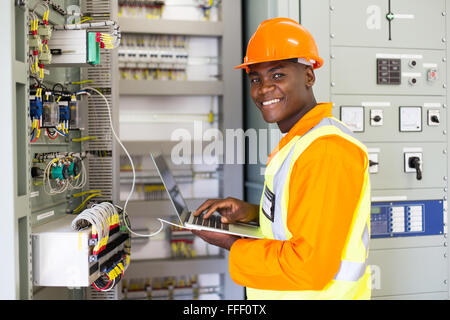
243, 0, 450, 299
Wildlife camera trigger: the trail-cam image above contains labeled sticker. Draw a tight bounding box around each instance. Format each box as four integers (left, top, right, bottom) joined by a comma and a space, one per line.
30, 191, 39, 198
37, 210, 54, 221
262, 186, 275, 222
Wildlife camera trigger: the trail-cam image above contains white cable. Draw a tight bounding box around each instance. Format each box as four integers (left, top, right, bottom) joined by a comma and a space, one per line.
43, 158, 69, 195
72, 202, 118, 246
67, 155, 87, 190
53, 20, 118, 30
83, 87, 164, 238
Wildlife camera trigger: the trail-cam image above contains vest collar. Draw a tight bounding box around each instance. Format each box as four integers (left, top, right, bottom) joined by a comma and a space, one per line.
267, 103, 333, 164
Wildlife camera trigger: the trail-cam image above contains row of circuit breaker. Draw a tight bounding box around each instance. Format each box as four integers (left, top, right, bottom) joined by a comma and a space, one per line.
340, 105, 441, 133
118, 35, 189, 70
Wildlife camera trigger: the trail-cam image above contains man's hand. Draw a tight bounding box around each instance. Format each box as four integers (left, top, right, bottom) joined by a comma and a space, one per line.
191, 229, 241, 250
193, 197, 259, 224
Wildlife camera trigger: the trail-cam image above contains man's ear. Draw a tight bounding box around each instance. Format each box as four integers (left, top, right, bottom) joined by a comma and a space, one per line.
304, 66, 316, 88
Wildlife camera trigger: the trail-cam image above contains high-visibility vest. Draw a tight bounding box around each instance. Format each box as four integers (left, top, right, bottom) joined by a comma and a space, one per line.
247, 117, 371, 300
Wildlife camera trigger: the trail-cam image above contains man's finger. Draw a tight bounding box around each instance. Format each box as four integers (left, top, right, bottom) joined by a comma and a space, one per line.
204, 199, 233, 219
193, 199, 219, 216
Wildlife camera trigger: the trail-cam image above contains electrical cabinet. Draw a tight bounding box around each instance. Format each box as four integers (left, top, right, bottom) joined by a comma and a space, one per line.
243, 0, 450, 300
301, 0, 450, 299
4, 0, 123, 300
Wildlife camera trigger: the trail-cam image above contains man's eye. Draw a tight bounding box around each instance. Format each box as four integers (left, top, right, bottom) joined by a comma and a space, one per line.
250, 78, 260, 84
273, 73, 284, 79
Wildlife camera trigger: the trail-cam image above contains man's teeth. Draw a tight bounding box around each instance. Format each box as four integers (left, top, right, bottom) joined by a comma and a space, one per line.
262, 98, 280, 106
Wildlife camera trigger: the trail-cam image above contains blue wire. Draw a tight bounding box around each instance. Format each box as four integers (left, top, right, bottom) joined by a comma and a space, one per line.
54, 128, 68, 136
30, 128, 36, 142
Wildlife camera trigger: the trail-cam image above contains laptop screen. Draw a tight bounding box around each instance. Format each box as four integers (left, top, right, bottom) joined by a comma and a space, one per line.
151, 154, 189, 224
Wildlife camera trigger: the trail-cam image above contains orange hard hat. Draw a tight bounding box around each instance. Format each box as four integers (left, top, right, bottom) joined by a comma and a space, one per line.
235, 17, 323, 72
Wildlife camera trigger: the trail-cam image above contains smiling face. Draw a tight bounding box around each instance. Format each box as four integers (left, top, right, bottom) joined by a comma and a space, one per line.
248, 59, 316, 133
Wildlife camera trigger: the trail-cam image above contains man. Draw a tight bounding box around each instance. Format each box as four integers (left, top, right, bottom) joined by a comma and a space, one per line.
192, 17, 371, 300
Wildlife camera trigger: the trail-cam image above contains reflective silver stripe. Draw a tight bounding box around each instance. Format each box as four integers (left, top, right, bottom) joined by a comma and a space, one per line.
305, 117, 356, 139
271, 147, 296, 240
334, 260, 367, 282
269, 116, 358, 241
362, 223, 369, 252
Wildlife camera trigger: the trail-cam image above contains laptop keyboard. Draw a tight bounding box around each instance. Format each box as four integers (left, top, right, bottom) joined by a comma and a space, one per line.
191, 213, 229, 231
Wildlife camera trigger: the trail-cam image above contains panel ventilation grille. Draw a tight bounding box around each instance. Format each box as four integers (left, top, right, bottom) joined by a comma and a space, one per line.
87, 285, 122, 300
82, 0, 116, 204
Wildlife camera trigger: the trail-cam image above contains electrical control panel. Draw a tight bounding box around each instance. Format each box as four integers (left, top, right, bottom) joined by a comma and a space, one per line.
371, 200, 444, 238
5, 0, 126, 300
297, 0, 450, 299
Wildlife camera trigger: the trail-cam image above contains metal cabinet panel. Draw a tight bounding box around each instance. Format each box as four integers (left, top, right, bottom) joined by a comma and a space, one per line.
330, 0, 445, 49
369, 246, 448, 297
331, 47, 446, 96
364, 142, 447, 191
331, 95, 447, 143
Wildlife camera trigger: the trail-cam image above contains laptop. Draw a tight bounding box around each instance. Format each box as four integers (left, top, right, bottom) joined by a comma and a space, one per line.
151, 153, 263, 239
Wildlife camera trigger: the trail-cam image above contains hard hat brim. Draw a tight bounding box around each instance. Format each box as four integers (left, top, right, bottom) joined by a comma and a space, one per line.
234, 57, 324, 73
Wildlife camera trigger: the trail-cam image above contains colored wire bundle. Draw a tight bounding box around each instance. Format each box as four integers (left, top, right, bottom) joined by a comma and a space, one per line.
99, 33, 117, 50
92, 253, 129, 292
30, 88, 43, 143
53, 20, 121, 49
46, 128, 59, 139
43, 158, 68, 195
42, 154, 87, 195
30, 1, 50, 80
71, 202, 118, 252
67, 154, 87, 190
71, 202, 131, 292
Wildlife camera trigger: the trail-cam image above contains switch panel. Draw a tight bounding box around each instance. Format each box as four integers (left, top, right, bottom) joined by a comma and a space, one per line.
340, 106, 364, 132
399, 106, 422, 132
370, 109, 383, 126
371, 200, 444, 238
404, 152, 423, 173
427, 109, 440, 126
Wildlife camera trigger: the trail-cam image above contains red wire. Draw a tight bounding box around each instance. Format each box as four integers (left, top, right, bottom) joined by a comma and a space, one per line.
46, 128, 59, 140
92, 274, 112, 291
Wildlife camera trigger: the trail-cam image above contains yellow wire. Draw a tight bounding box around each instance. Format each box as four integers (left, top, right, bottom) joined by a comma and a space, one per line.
72, 190, 102, 198
77, 17, 92, 24
73, 193, 102, 213
70, 80, 93, 85
71, 136, 97, 142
